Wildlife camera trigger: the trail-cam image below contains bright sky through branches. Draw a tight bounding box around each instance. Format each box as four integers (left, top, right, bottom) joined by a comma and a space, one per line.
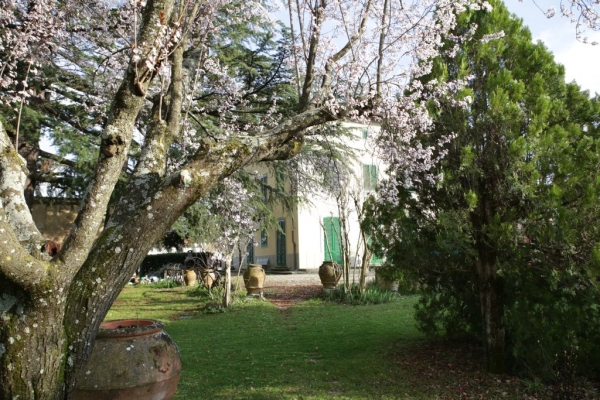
504, 0, 599, 95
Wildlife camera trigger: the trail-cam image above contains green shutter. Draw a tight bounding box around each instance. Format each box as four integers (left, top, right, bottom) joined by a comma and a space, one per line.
367, 237, 383, 265
323, 217, 343, 264
276, 219, 286, 266
363, 165, 378, 190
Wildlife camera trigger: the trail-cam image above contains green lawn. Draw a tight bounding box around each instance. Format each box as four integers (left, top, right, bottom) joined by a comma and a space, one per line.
106, 285, 555, 399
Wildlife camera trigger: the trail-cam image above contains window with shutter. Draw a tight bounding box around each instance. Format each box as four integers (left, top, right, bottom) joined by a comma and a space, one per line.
260, 230, 268, 247
323, 217, 343, 264
362, 164, 378, 190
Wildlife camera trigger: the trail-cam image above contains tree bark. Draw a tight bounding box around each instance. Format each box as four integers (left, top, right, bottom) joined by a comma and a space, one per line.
18, 142, 39, 210
477, 259, 506, 374
0, 271, 69, 399
223, 252, 234, 308
0, 306, 67, 399
358, 230, 372, 295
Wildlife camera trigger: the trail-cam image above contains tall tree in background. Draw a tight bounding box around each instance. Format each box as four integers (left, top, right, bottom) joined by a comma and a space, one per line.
367, 0, 600, 374
0, 0, 485, 398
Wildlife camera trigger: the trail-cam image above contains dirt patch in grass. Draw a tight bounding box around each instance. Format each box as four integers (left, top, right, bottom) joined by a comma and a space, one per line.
263, 284, 322, 310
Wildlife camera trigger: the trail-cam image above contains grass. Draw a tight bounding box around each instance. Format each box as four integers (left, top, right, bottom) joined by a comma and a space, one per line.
106, 284, 595, 399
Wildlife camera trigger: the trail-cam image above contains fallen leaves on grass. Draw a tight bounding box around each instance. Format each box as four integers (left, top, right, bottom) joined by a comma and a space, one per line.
390, 339, 599, 399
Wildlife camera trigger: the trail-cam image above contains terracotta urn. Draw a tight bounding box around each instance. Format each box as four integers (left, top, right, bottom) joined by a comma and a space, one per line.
73, 319, 182, 400
318, 261, 342, 289
383, 280, 400, 292
184, 269, 197, 286
199, 269, 216, 289
243, 264, 266, 295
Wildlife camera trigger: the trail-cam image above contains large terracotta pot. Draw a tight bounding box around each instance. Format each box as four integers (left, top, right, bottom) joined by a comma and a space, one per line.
319, 261, 342, 289
383, 280, 400, 292
199, 268, 216, 289
243, 264, 266, 294
73, 319, 182, 400
184, 269, 197, 286
375, 268, 400, 292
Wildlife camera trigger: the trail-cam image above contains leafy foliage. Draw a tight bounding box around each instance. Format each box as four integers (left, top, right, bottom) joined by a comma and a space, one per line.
320, 281, 399, 305
366, 0, 600, 379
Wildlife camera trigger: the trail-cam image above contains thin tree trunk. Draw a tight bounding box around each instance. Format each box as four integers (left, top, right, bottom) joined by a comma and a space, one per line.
18, 142, 39, 209
222, 249, 235, 308
358, 231, 372, 295
336, 193, 351, 293
476, 259, 506, 373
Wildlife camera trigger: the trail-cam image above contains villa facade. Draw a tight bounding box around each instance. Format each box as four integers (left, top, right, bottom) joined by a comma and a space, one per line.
244, 122, 385, 271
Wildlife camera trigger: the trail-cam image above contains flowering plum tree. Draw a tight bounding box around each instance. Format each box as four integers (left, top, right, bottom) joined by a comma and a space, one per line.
0, 0, 515, 398
528, 0, 600, 44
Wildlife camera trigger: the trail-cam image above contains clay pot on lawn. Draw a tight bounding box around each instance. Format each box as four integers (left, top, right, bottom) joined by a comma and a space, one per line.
184, 269, 197, 286
383, 279, 400, 292
318, 261, 342, 290
199, 268, 216, 289
243, 264, 266, 295
73, 319, 182, 400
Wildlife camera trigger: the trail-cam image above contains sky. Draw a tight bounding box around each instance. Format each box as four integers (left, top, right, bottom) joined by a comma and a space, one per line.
503, 0, 600, 95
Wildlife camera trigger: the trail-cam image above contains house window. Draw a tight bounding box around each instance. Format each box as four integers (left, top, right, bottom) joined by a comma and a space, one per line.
363, 164, 378, 190
260, 230, 268, 247
361, 129, 368, 139
273, 169, 286, 192
260, 175, 268, 201
246, 239, 254, 263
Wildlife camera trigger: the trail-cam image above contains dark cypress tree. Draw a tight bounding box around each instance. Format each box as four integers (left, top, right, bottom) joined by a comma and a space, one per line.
366, 0, 600, 377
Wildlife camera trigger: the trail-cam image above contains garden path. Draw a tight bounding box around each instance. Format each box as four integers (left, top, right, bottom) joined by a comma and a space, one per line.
253, 271, 375, 310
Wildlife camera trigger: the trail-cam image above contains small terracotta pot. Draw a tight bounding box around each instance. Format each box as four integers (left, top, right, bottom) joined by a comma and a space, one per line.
318, 261, 342, 289
73, 319, 182, 400
243, 264, 266, 294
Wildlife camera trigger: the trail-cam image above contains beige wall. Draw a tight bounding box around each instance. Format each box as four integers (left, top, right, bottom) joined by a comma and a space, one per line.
31, 199, 80, 244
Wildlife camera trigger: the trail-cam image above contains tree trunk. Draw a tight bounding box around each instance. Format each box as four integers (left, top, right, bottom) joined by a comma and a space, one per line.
223, 253, 233, 308
0, 291, 68, 399
358, 232, 372, 295
476, 259, 506, 374
18, 142, 39, 209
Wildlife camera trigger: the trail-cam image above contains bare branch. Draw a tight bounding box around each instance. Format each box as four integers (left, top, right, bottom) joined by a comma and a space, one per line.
321, 0, 373, 92
298, 0, 327, 111
0, 121, 46, 251
58, 0, 177, 271
376, 0, 390, 97
39, 149, 77, 168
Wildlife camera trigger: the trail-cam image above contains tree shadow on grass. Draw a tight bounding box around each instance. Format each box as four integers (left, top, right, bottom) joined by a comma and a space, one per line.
389, 339, 600, 399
